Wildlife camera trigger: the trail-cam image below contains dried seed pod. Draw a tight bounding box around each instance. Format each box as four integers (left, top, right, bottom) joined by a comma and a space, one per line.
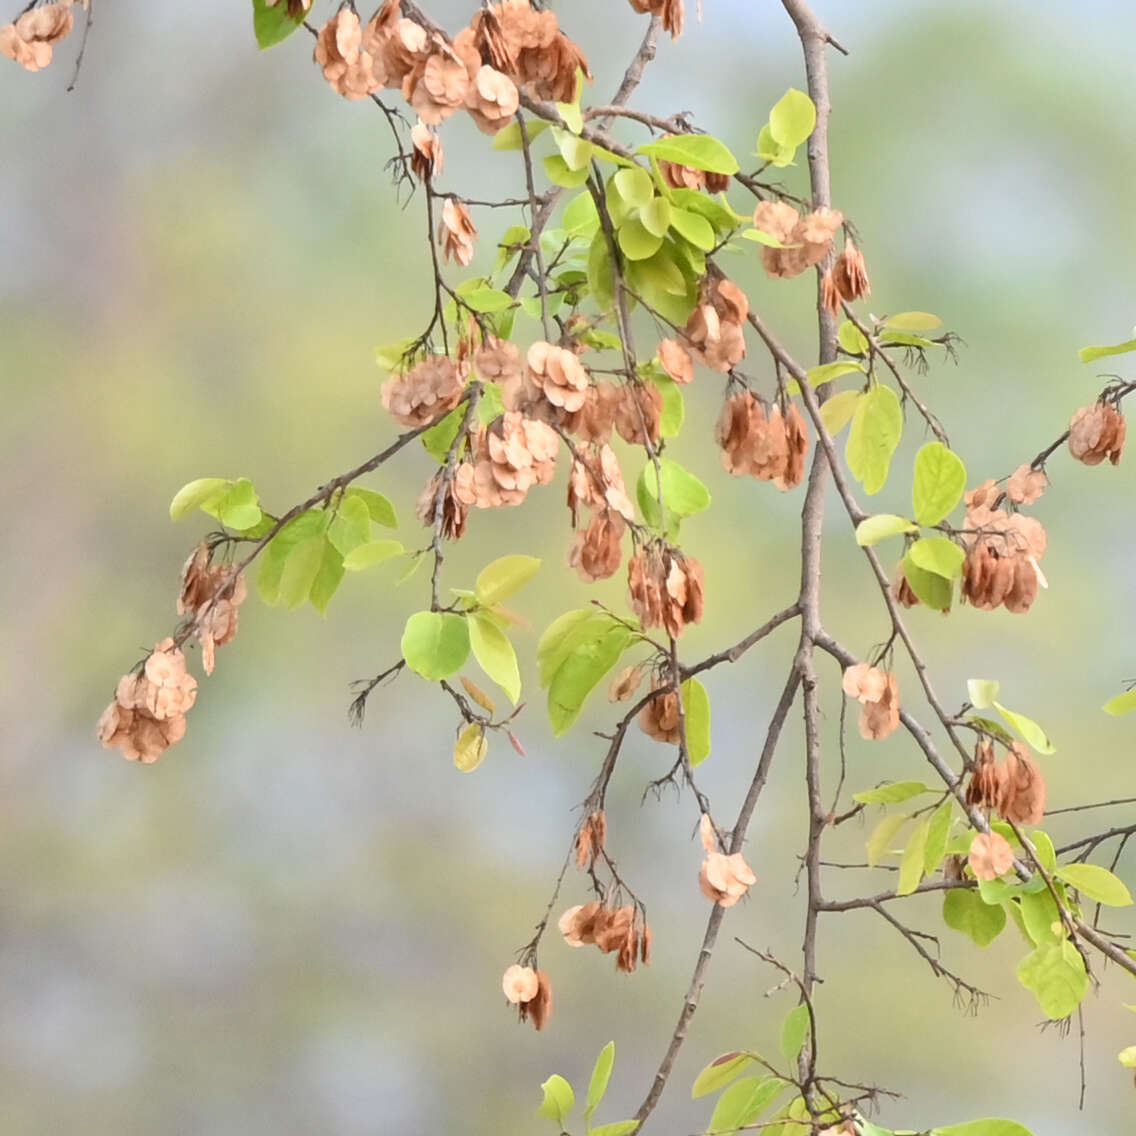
628, 542, 704, 638
699, 851, 756, 907
381, 355, 467, 428
438, 198, 478, 266
968, 832, 1014, 882
842, 662, 900, 741
637, 679, 681, 743
754, 201, 844, 279
569, 509, 626, 582
314, 8, 380, 100
410, 122, 444, 181
626, 0, 684, 39
1069, 401, 1126, 466
1006, 463, 1048, 505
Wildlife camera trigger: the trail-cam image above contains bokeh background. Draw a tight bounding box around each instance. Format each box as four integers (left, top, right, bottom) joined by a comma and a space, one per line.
2, 1, 1135, 1133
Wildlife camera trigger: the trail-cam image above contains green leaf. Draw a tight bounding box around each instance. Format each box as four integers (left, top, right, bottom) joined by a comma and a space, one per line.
213, 478, 262, 531
547, 623, 634, 736
650, 373, 685, 438
327, 496, 372, 556
553, 128, 593, 171
344, 488, 397, 529
967, 679, 1000, 710
309, 539, 345, 615
900, 553, 953, 611
768, 88, 817, 149
460, 287, 513, 313
669, 207, 716, 251
614, 166, 654, 208
879, 329, 936, 349
924, 800, 954, 874
469, 611, 521, 704
492, 118, 550, 150
538, 609, 601, 687
912, 442, 967, 526
755, 123, 796, 167
846, 385, 903, 495
640, 195, 673, 238
543, 153, 591, 187
806, 361, 865, 387
1103, 688, 1136, 716
639, 134, 739, 175
691, 1052, 757, 1099
375, 336, 417, 372
884, 311, 942, 332
562, 191, 599, 237
942, 889, 1007, 947
1056, 863, 1133, 906
709, 1076, 787, 1136
586, 1042, 615, 1121
908, 535, 965, 580
1119, 1046, 1136, 1068
556, 98, 583, 135
993, 702, 1055, 755
169, 477, 229, 521
252, 0, 305, 49
421, 405, 465, 464
619, 216, 665, 261
682, 678, 711, 766
931, 1121, 1034, 1136
1078, 337, 1136, 364
453, 722, 488, 773
897, 818, 930, 896
855, 514, 919, 547
537, 1074, 575, 1124
1027, 830, 1056, 875
854, 781, 934, 805
838, 320, 869, 356
867, 814, 909, 868
401, 611, 471, 682
256, 510, 327, 605
819, 389, 862, 436
475, 555, 541, 606
1017, 940, 1089, 1020
342, 539, 404, 571
587, 230, 616, 314
278, 534, 326, 610
779, 1004, 810, 1063
637, 458, 711, 531
1018, 887, 1061, 946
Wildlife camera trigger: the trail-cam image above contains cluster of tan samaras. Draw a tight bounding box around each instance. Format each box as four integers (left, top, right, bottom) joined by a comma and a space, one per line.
697, 814, 756, 908
310, 0, 587, 131
626, 0, 685, 40
717, 392, 810, 490
841, 662, 901, 741
1069, 399, 1126, 466
500, 963, 552, 1031
558, 901, 652, 973
966, 739, 1046, 827
628, 542, 705, 638
97, 546, 247, 762
0, 0, 84, 71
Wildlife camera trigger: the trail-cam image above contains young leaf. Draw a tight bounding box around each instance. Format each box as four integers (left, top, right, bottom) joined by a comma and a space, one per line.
614, 166, 654, 208
1056, 863, 1133, 906
768, 88, 817, 149
469, 612, 522, 704
538, 609, 602, 686
543, 153, 590, 187
453, 723, 488, 772
537, 1074, 575, 1125
641, 195, 673, 238
682, 677, 712, 766
853, 782, 933, 805
562, 191, 599, 236
942, 889, 1007, 947
1029, 829, 1057, 874
867, 814, 909, 868
993, 701, 1055, 754
897, 818, 930, 896
1016, 940, 1089, 1020
252, 0, 306, 49
967, 679, 1000, 710
855, 514, 919, 546
169, 477, 229, 521
883, 311, 942, 332
1078, 337, 1136, 364
639, 134, 740, 175
806, 360, 864, 387
308, 540, 345, 615
460, 287, 514, 314
586, 1042, 615, 1121
619, 216, 665, 261
900, 553, 953, 611
691, 1052, 757, 1099
475, 555, 541, 607
1119, 1047, 1136, 1068
401, 611, 471, 682
328, 495, 372, 556
215, 478, 262, 531
846, 384, 903, 495
838, 320, 869, 356
1103, 688, 1136, 716
638, 458, 711, 530
923, 800, 954, 875
912, 442, 967, 526
278, 534, 326, 609
779, 1004, 810, 1062
492, 118, 550, 151
547, 624, 633, 736
669, 207, 716, 251
908, 535, 965, 580
818, 389, 862, 436
709, 1076, 786, 1136
1017, 887, 1061, 946
342, 539, 404, 571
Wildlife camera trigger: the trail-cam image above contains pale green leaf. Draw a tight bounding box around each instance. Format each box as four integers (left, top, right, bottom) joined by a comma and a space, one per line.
460, 287, 514, 313
838, 320, 869, 356
475, 555, 541, 607
755, 123, 796, 167
855, 514, 919, 547
846, 384, 903, 495
1030, 829, 1057, 874
639, 134, 740, 175
1016, 940, 1089, 1020
169, 477, 229, 521
538, 609, 601, 687
619, 216, 665, 261
854, 782, 934, 805
586, 1042, 615, 1120
897, 818, 930, 896
768, 88, 817, 149
544, 153, 590, 187
537, 1074, 575, 1124
492, 118, 550, 151
1103, 688, 1136, 716
967, 679, 1000, 710
867, 814, 909, 868
884, 311, 943, 332
469, 612, 522, 704
908, 535, 965, 580
912, 442, 967, 526
252, 0, 305, 48
590, 1124, 639, 1136
807, 361, 864, 387
669, 207, 716, 251
562, 191, 599, 237
1056, 863, 1133, 906
993, 701, 1055, 755
709, 1076, 786, 1136
818, 389, 862, 436
931, 1121, 1034, 1136
453, 723, 488, 773
613, 166, 654, 208
1078, 337, 1136, 364
1119, 1046, 1136, 1068
342, 539, 404, 571
278, 534, 326, 610
942, 889, 1007, 947
924, 800, 954, 875
682, 678, 711, 765
327, 496, 372, 556
401, 611, 471, 682
691, 1052, 757, 1099
641, 195, 673, 238
638, 458, 711, 525
900, 553, 953, 611
779, 1004, 810, 1063
308, 539, 344, 615
547, 624, 633, 736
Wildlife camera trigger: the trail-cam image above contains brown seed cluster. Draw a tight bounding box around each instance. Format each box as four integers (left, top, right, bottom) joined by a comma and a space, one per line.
527, 341, 590, 413
966, 740, 1046, 826
0, 0, 80, 72
841, 662, 900, 741
558, 902, 651, 973
1006, 463, 1048, 506
179, 543, 249, 675
638, 678, 681, 743
657, 338, 694, 385
698, 815, 755, 907
626, 0, 684, 39
454, 411, 559, 508
567, 445, 633, 582
609, 664, 644, 703
438, 198, 477, 266
1068, 401, 1126, 466
410, 122, 445, 180
716, 392, 810, 490
959, 481, 1047, 614
381, 355, 468, 428
628, 541, 705, 638
752, 201, 843, 280
574, 810, 607, 870
684, 276, 748, 373
415, 469, 469, 540
97, 640, 198, 763
968, 831, 1015, 882
501, 964, 552, 1030
821, 241, 871, 315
